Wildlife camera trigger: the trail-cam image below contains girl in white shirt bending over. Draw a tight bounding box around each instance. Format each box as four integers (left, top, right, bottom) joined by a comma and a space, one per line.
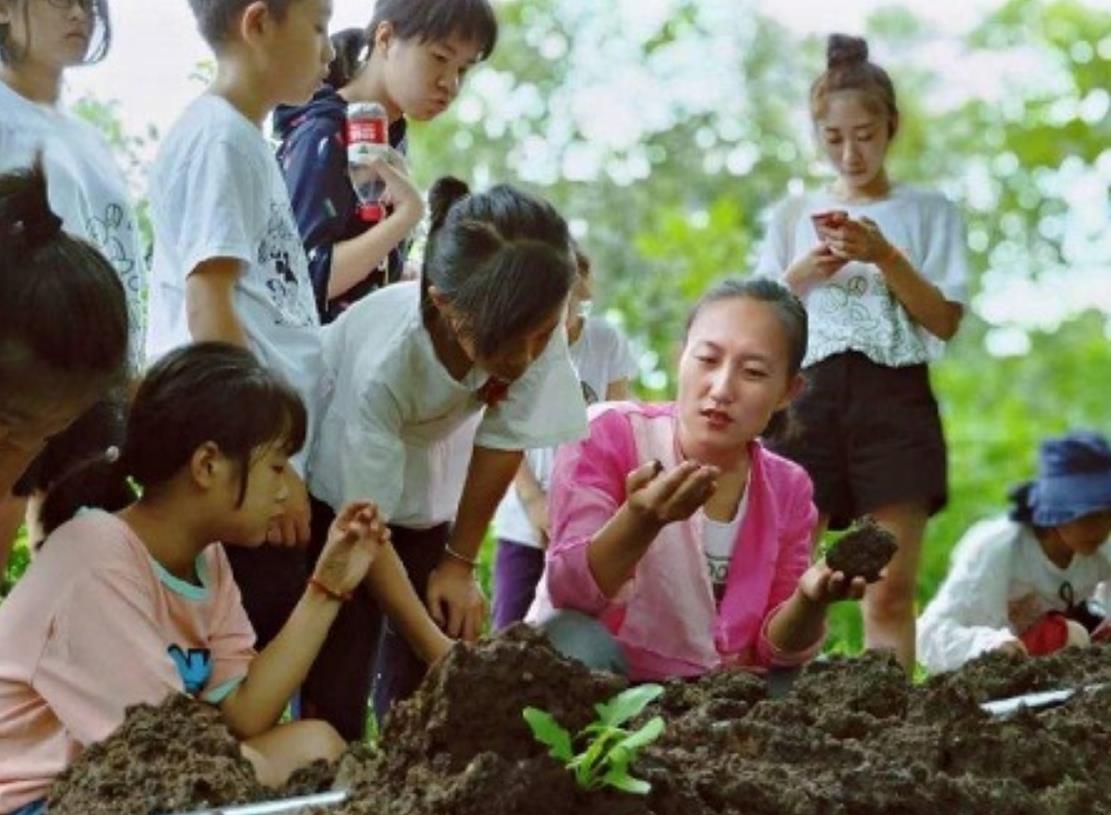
304, 177, 587, 735
918, 431, 1111, 674
755, 33, 970, 671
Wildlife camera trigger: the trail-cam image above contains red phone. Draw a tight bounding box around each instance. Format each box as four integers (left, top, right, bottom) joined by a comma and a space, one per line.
811, 209, 848, 238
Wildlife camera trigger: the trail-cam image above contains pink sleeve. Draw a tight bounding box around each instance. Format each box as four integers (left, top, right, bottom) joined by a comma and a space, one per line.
202, 547, 257, 704
755, 470, 823, 667
32, 569, 182, 746
545, 408, 637, 615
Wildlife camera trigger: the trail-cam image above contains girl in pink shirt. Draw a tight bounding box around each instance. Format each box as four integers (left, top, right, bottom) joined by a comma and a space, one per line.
0, 343, 390, 815
529, 279, 868, 681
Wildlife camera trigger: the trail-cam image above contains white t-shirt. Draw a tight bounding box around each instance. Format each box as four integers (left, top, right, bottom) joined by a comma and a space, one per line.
310, 281, 589, 528
702, 491, 748, 597
146, 95, 326, 473
493, 317, 638, 547
755, 184, 969, 368
0, 82, 147, 371
917, 515, 1111, 674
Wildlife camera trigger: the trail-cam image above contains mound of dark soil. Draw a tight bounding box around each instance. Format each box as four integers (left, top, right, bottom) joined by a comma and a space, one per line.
49, 631, 1111, 815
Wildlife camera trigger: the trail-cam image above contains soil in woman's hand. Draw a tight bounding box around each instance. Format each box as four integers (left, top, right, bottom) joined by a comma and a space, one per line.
825, 518, 898, 582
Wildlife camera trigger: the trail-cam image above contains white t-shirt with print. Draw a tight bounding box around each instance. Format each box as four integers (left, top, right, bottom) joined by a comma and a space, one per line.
702, 486, 749, 599
917, 515, 1111, 674
493, 317, 638, 547
310, 281, 589, 529
755, 185, 969, 368
145, 95, 326, 473
0, 82, 147, 370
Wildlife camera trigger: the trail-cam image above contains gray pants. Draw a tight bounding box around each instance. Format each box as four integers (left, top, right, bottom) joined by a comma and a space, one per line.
541, 610, 629, 675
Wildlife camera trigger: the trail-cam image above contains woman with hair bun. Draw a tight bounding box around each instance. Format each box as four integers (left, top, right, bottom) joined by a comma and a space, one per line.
0, 161, 129, 568
755, 34, 971, 671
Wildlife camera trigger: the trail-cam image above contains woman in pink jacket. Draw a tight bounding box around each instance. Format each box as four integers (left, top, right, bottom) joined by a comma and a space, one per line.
529, 278, 867, 681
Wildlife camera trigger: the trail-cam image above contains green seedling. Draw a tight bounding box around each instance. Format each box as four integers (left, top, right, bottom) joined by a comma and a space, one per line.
523, 684, 665, 795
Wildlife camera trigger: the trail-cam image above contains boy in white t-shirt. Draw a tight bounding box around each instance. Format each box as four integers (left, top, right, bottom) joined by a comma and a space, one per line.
491, 246, 637, 629
146, 0, 335, 647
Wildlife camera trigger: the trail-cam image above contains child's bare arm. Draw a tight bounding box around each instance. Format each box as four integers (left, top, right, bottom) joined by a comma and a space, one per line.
186, 258, 250, 347
363, 546, 453, 664
220, 503, 385, 737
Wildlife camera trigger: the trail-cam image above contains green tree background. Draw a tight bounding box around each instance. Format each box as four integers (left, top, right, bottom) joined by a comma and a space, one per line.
6, 0, 1110, 656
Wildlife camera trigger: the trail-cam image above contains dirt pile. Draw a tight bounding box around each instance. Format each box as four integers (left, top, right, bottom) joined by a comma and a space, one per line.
47, 630, 1111, 815
48, 693, 264, 815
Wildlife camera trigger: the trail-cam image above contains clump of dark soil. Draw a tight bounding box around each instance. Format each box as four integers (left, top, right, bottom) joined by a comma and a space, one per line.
825, 517, 898, 582
47, 693, 264, 815
49, 632, 1111, 815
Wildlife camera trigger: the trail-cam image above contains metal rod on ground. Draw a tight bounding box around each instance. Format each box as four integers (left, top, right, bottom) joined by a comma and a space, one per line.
980, 682, 1107, 718
161, 789, 349, 815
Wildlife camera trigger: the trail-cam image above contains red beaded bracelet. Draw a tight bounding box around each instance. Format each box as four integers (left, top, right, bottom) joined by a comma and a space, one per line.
307, 576, 352, 603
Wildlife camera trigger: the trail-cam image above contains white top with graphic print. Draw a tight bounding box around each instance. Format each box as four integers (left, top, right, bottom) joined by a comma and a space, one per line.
146, 95, 326, 473
0, 81, 147, 371
755, 184, 969, 368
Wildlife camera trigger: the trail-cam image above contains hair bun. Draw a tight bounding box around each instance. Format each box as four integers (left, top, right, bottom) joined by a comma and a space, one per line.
1, 158, 64, 254
827, 34, 869, 69
428, 176, 471, 234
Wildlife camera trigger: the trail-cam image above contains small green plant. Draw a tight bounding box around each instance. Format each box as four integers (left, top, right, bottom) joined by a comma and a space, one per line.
523, 684, 665, 795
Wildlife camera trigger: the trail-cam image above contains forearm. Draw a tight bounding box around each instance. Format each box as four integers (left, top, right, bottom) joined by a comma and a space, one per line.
222, 589, 338, 737
766, 588, 827, 653
186, 265, 250, 348
783, 259, 815, 297
513, 458, 545, 506
585, 503, 662, 598
328, 209, 421, 300
364, 542, 452, 662
446, 447, 523, 559
878, 250, 963, 341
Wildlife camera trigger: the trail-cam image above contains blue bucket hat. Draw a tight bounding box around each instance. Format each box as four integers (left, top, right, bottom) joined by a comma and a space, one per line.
1009, 431, 1111, 527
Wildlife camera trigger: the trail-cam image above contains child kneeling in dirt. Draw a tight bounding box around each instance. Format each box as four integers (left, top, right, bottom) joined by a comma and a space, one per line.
918, 431, 1111, 674
0, 343, 390, 815
527, 279, 868, 682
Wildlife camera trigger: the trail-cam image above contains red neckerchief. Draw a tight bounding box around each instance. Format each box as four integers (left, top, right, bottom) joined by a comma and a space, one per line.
477, 376, 510, 407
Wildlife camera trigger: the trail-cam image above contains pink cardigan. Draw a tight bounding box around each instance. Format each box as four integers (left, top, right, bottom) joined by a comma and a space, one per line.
530, 402, 821, 681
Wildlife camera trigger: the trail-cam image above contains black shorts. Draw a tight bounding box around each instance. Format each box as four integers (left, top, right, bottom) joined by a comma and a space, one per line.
767, 351, 948, 531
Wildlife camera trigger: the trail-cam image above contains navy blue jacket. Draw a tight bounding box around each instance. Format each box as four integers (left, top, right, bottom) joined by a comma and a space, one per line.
274, 86, 409, 323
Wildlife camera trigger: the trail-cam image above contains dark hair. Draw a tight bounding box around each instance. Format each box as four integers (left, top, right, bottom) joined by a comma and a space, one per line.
810, 34, 898, 136
14, 394, 127, 498
572, 240, 591, 278
326, 27, 367, 89
421, 177, 576, 359
187, 0, 294, 47
40, 343, 308, 533
685, 278, 808, 438
0, 0, 112, 65
35, 399, 133, 538
0, 160, 129, 419
328, 0, 498, 88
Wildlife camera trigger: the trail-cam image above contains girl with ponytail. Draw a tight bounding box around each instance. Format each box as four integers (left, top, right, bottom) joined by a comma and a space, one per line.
755, 34, 971, 671
286, 177, 588, 738
0, 342, 393, 814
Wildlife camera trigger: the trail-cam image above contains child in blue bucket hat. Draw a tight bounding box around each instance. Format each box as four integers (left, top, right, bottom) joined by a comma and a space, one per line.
917, 431, 1111, 674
